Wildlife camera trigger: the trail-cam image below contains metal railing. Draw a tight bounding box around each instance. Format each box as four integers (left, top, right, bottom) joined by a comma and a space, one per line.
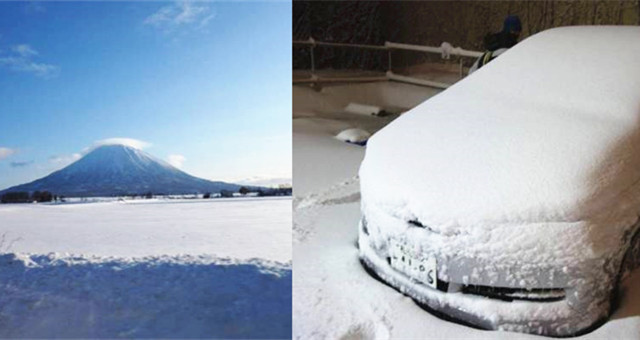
293, 37, 483, 89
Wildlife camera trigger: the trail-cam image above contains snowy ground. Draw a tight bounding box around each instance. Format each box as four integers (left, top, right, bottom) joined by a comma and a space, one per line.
292, 80, 640, 339
0, 197, 290, 261
0, 197, 291, 338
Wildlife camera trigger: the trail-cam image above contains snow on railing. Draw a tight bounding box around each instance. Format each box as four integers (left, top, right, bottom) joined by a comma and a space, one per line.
385, 41, 483, 59
293, 37, 483, 89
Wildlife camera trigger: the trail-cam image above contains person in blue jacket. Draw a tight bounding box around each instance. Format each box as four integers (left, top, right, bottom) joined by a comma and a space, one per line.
484, 15, 522, 51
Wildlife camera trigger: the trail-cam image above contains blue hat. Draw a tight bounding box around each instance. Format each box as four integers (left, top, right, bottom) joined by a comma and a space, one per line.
503, 15, 522, 33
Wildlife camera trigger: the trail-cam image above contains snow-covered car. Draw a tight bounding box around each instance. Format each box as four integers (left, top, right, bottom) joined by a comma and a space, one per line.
358, 26, 640, 337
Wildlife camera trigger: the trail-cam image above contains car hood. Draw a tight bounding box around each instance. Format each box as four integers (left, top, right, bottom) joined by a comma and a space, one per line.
359, 26, 640, 229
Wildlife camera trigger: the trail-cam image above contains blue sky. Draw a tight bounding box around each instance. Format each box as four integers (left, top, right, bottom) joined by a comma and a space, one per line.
0, 1, 291, 189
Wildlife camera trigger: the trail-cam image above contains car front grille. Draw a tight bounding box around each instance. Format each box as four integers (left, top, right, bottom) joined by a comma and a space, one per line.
460, 284, 565, 302
385, 256, 565, 302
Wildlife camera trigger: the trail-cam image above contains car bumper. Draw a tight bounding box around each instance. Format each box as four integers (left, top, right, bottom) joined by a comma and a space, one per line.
357, 214, 619, 337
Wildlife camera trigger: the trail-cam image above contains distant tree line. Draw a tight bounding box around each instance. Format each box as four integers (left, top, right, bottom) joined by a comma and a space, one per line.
256, 187, 292, 197
202, 186, 292, 199
1, 185, 292, 203
1, 191, 60, 204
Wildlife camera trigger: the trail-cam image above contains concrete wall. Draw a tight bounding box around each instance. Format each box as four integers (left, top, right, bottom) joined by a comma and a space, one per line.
293, 1, 640, 71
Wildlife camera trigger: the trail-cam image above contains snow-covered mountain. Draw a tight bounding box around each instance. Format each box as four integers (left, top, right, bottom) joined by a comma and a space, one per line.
0, 144, 249, 197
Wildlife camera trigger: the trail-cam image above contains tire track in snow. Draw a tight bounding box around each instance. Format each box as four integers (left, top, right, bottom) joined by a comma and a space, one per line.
294, 176, 360, 243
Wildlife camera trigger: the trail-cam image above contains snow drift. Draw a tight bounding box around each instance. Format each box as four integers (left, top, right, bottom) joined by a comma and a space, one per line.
0, 253, 291, 339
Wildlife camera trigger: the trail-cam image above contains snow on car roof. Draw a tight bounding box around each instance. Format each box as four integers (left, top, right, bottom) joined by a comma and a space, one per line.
360, 26, 640, 227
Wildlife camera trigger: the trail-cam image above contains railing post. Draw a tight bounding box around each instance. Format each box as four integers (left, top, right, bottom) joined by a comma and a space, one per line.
293, 39, 481, 88
309, 37, 315, 75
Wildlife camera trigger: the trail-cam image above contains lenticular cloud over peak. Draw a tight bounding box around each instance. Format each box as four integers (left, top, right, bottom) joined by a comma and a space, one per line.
91, 138, 151, 151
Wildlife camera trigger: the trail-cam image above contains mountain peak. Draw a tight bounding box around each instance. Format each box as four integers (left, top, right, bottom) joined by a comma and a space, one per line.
85, 143, 152, 162
0, 146, 244, 197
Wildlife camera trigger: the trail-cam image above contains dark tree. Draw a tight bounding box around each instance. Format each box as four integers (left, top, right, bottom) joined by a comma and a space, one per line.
256, 187, 292, 197
1, 191, 31, 204
203, 192, 211, 199
31, 191, 53, 202
238, 186, 250, 195
40, 191, 53, 202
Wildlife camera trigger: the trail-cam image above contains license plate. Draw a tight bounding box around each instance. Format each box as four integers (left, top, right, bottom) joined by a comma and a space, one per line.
389, 239, 437, 289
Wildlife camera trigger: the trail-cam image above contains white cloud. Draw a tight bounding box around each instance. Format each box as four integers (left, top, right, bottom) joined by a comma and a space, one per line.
0, 44, 59, 78
198, 12, 216, 28
49, 153, 81, 165
144, 1, 215, 32
167, 154, 186, 168
0, 147, 15, 161
92, 138, 152, 151
11, 44, 38, 57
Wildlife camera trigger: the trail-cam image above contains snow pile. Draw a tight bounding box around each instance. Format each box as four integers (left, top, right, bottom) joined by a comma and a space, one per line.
0, 253, 291, 338
335, 128, 371, 145
440, 42, 454, 59
344, 102, 383, 116
440, 41, 479, 60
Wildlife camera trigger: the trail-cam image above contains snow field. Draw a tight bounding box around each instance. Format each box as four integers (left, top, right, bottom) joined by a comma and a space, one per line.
292, 78, 640, 339
0, 197, 292, 338
0, 196, 291, 262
